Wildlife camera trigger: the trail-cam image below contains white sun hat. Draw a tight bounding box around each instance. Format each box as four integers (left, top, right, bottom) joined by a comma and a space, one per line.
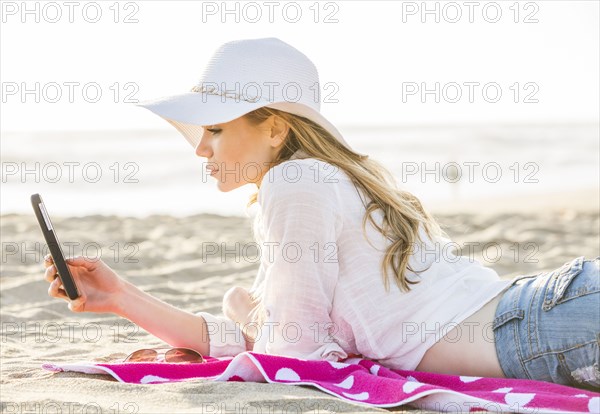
136, 37, 361, 154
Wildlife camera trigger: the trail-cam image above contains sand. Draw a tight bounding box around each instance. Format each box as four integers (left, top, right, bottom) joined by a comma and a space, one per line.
1, 189, 599, 413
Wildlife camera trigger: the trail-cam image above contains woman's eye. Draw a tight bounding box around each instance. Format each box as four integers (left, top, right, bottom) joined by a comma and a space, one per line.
207, 128, 221, 134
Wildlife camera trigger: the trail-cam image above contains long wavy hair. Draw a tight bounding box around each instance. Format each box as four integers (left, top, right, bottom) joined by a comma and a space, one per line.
243, 107, 449, 330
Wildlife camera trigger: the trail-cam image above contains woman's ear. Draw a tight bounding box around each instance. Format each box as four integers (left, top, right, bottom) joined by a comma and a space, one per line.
269, 115, 290, 148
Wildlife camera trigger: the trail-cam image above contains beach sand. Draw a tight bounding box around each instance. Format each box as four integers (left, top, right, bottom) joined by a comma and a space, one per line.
1, 189, 598, 413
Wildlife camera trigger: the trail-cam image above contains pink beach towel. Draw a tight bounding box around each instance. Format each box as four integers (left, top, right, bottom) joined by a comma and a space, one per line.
42, 351, 599, 413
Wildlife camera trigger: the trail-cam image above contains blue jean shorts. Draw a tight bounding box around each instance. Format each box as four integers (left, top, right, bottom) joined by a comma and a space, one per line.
492, 256, 600, 391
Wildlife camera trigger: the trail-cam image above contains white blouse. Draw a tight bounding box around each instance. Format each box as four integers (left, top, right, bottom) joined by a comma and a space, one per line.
196, 151, 513, 370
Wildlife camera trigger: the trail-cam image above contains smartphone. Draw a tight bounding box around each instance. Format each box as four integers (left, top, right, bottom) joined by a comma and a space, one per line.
31, 193, 81, 300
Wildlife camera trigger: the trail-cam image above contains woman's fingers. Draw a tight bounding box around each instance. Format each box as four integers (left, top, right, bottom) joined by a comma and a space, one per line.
48, 276, 67, 300
46, 271, 85, 312
44, 264, 57, 283
65, 255, 97, 271
44, 256, 86, 312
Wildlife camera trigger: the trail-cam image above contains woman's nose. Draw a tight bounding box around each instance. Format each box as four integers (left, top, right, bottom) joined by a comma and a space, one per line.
195, 132, 212, 158
195, 143, 209, 158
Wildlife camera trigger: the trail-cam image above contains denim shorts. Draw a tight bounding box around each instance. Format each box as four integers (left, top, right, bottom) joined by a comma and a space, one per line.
492, 256, 600, 391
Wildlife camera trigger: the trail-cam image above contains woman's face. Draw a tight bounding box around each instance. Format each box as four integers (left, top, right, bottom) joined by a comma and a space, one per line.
195, 115, 288, 192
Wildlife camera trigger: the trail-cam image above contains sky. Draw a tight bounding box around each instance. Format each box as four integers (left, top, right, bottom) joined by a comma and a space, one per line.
1, 0, 599, 132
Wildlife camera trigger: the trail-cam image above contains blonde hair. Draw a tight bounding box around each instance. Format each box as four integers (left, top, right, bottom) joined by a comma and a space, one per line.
243, 107, 449, 330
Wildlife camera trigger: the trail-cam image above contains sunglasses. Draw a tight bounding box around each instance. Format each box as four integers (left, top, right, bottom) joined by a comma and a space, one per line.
123, 347, 205, 363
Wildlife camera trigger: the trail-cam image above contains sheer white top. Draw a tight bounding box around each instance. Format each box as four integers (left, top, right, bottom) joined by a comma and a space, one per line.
197, 151, 513, 370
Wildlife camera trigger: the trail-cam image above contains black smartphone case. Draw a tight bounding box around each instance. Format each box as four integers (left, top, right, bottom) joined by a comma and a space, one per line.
31, 193, 80, 300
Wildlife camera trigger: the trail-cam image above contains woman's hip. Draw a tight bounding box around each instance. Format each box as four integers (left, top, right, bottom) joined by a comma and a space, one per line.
491, 256, 600, 391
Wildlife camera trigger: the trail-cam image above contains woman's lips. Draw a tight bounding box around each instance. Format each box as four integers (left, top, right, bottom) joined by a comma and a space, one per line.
206, 164, 219, 176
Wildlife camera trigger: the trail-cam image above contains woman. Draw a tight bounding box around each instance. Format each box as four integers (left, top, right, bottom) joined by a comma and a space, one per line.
43, 38, 600, 391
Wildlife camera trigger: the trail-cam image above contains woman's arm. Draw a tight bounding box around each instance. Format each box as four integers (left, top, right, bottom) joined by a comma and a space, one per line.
45, 256, 212, 354
115, 279, 210, 355
44, 256, 242, 356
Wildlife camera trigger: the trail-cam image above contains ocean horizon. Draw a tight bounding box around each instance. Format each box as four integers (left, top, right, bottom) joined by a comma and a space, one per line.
2, 122, 598, 218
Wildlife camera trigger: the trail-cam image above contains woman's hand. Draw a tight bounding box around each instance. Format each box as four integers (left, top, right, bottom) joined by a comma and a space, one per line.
44, 254, 126, 314
222, 286, 255, 326
222, 286, 259, 350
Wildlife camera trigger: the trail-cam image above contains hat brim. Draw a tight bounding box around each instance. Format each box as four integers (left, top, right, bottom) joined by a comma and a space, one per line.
137, 92, 267, 147
137, 92, 364, 155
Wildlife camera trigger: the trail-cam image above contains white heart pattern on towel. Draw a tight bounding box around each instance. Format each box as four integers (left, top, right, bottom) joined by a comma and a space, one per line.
334, 375, 354, 390
403, 381, 425, 393
342, 391, 369, 401
588, 397, 599, 413
274, 367, 300, 382
505, 392, 536, 408
328, 361, 349, 369
140, 375, 171, 384
459, 376, 482, 383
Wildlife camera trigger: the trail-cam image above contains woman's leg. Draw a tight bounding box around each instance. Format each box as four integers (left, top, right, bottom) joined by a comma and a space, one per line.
492, 256, 600, 391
